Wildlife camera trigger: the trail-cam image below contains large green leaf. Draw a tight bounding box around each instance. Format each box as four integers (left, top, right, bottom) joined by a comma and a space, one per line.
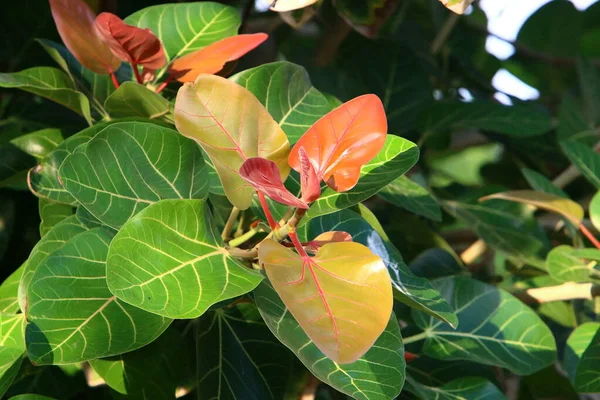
254, 281, 405, 400
0, 266, 23, 314
10, 129, 63, 160
107, 199, 263, 319
0, 68, 92, 125
124, 2, 240, 68
412, 276, 557, 375
230, 62, 334, 144
26, 228, 171, 365
404, 376, 506, 400
18, 215, 88, 312
557, 94, 593, 143
38, 199, 73, 237
560, 140, 600, 189
59, 121, 208, 229
196, 303, 302, 400
564, 322, 600, 393
378, 176, 441, 221
521, 168, 568, 198
418, 101, 552, 137
0, 309, 26, 398
104, 82, 171, 120
0, 347, 23, 398
547, 245, 600, 283
298, 208, 457, 328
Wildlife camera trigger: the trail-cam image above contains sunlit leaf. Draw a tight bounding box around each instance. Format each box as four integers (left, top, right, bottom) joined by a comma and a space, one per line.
413, 276, 557, 375
564, 322, 600, 392
26, 228, 171, 364
38, 199, 73, 237
480, 190, 584, 225
0, 266, 23, 314
298, 147, 320, 203
49, 0, 120, 74
305, 231, 352, 253
591, 191, 600, 232
10, 129, 63, 160
170, 34, 268, 82
547, 245, 600, 283
258, 239, 393, 363
405, 376, 505, 400
240, 158, 308, 209
439, 0, 474, 14
103, 82, 170, 119
378, 176, 441, 221
269, 0, 319, 12
289, 94, 387, 192
174, 74, 290, 210
59, 121, 208, 228
0, 347, 23, 398
95, 13, 166, 70
0, 68, 92, 125
107, 199, 263, 318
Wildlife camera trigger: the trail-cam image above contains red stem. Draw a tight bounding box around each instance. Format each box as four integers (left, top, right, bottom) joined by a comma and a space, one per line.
156, 74, 174, 94
132, 63, 143, 84
109, 71, 120, 89
580, 224, 600, 249
258, 192, 277, 230
289, 230, 309, 258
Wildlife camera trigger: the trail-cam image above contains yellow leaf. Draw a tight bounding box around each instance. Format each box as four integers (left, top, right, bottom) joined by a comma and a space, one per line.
258, 238, 393, 364
174, 74, 290, 210
480, 190, 584, 225
439, 0, 473, 14
269, 0, 319, 12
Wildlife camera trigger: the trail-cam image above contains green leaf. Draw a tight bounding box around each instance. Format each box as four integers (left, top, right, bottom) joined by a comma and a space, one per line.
564, 322, 600, 393
58, 121, 208, 229
230, 61, 334, 144
590, 191, 600, 232
10, 129, 63, 160
577, 57, 600, 126
409, 249, 464, 280
378, 176, 441, 221
404, 376, 506, 400
89, 328, 191, 398
38, 199, 73, 237
104, 82, 171, 120
412, 276, 557, 375
18, 215, 88, 312
0, 347, 23, 398
521, 168, 568, 198
75, 206, 103, 230
196, 303, 302, 400
0, 266, 23, 314
298, 208, 457, 328
334, 0, 386, 24
8, 396, 58, 400
557, 94, 593, 143
547, 245, 600, 283
0, 68, 92, 125
26, 228, 171, 365
254, 281, 406, 400
106, 199, 263, 319
0, 314, 25, 350
560, 140, 600, 189
124, 2, 240, 65
418, 101, 552, 137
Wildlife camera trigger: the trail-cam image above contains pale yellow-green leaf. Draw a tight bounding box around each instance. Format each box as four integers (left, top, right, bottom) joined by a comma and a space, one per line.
270, 0, 319, 12
440, 0, 474, 14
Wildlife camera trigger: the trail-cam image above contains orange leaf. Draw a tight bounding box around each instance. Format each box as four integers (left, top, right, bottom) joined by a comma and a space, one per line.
288, 94, 387, 192
95, 13, 166, 70
298, 146, 321, 203
49, 0, 120, 74
304, 231, 352, 253
258, 238, 393, 364
169, 34, 268, 83
240, 157, 308, 209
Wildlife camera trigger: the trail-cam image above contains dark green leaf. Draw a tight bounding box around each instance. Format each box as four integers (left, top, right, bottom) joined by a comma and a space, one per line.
404, 376, 506, 400
557, 94, 593, 143
104, 82, 171, 120
560, 140, 600, 189
38, 199, 73, 237
75, 206, 103, 230
409, 249, 464, 279
0, 348, 23, 398
378, 176, 441, 221
521, 168, 568, 197
564, 322, 600, 393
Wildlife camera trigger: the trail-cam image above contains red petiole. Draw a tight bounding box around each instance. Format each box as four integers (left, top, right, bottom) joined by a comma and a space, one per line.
156, 73, 174, 94
132, 62, 143, 83
258, 191, 278, 230
109, 71, 120, 89
580, 223, 600, 250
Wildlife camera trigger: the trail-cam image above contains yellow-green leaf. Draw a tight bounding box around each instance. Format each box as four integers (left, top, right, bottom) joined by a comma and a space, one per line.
258, 239, 393, 364
174, 75, 290, 210
480, 190, 583, 225
440, 0, 473, 14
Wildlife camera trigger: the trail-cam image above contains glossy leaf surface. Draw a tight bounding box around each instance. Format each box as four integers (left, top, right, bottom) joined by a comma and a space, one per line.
95, 13, 166, 69
170, 34, 268, 82
413, 276, 557, 375
240, 158, 308, 209
289, 94, 387, 192
378, 176, 441, 221
49, 0, 120, 74
547, 245, 600, 283
59, 122, 208, 228
259, 239, 392, 363
107, 200, 263, 318
174, 74, 290, 210
26, 228, 171, 364
104, 82, 170, 119
254, 281, 405, 399
564, 322, 600, 392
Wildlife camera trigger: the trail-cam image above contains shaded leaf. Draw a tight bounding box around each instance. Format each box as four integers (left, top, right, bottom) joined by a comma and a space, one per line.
564, 322, 600, 393
75, 206, 103, 230
404, 376, 505, 400
522, 168, 568, 198
560, 140, 600, 189
104, 82, 170, 119
409, 249, 464, 280
26, 228, 171, 365
106, 199, 263, 319
413, 276, 557, 375
59, 121, 208, 229
174, 74, 290, 210
378, 176, 441, 221
547, 245, 600, 283
0, 348, 23, 398
38, 199, 73, 237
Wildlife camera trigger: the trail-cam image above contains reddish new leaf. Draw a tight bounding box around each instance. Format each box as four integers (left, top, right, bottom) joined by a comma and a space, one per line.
95, 13, 166, 70
304, 231, 352, 253
240, 158, 308, 209
169, 34, 268, 83
288, 94, 387, 192
50, 0, 121, 74
298, 146, 321, 203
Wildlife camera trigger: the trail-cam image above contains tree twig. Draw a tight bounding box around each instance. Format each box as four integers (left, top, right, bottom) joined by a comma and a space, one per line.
431, 13, 460, 55
221, 207, 240, 242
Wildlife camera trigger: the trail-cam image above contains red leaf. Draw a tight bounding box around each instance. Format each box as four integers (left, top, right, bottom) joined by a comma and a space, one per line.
298, 146, 321, 203
288, 94, 387, 192
304, 231, 353, 253
49, 0, 120, 74
169, 34, 268, 83
240, 158, 308, 209
95, 12, 166, 70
